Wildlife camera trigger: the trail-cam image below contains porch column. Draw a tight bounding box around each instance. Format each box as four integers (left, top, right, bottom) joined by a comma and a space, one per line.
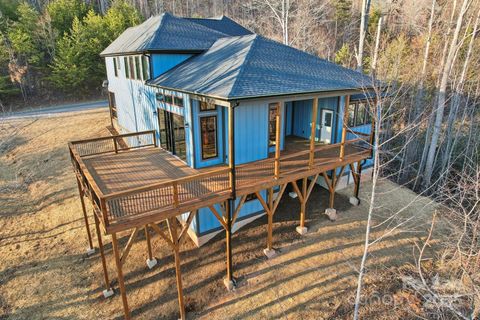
224, 102, 236, 291
309, 97, 319, 167
339, 95, 350, 160
274, 103, 281, 178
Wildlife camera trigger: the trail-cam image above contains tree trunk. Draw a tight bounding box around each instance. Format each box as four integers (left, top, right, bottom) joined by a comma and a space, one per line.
356, 0, 372, 72
440, 7, 480, 174
417, 0, 458, 187
401, 0, 436, 183
423, 0, 470, 189
370, 16, 382, 76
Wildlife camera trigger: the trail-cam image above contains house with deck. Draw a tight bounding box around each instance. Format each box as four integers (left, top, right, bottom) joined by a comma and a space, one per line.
69, 13, 377, 320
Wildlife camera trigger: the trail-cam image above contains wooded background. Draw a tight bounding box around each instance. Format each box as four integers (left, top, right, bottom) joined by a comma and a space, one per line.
0, 0, 478, 202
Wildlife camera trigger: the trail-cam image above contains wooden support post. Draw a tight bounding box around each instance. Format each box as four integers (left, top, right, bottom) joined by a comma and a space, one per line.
113, 137, 118, 154
94, 214, 111, 293
300, 178, 307, 228
329, 171, 336, 208
267, 188, 274, 250
76, 179, 94, 252
172, 181, 179, 207
228, 104, 236, 196
111, 233, 130, 320
340, 95, 351, 160
167, 218, 186, 320
225, 199, 235, 289
145, 225, 153, 261
309, 97, 319, 167
274, 104, 281, 178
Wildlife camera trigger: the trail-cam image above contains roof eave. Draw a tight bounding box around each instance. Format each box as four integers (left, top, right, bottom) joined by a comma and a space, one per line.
147, 82, 379, 105
100, 49, 205, 57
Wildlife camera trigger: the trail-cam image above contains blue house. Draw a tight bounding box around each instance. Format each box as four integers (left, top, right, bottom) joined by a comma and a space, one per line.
100, 13, 375, 247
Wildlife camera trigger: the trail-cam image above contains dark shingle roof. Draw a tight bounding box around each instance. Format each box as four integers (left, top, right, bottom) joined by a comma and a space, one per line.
148, 34, 374, 100
185, 16, 252, 36
101, 13, 239, 56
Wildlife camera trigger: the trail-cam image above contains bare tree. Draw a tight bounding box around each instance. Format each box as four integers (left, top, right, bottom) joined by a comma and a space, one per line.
356, 0, 371, 72
423, 0, 471, 188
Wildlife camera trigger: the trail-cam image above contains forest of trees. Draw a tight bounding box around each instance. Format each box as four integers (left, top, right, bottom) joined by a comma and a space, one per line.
0, 0, 478, 192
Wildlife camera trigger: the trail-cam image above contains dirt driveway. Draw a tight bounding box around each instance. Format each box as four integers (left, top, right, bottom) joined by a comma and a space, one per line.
0, 109, 438, 319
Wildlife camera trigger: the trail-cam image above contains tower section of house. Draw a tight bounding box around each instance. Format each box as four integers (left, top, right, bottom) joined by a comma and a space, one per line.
100, 13, 376, 246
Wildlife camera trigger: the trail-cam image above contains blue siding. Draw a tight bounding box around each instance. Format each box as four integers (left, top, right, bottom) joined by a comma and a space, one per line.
290, 97, 338, 141
192, 100, 225, 168
285, 102, 293, 135
151, 53, 192, 78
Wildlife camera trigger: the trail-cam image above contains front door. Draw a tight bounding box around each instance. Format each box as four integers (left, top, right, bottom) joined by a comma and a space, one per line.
157, 108, 186, 160
319, 109, 333, 144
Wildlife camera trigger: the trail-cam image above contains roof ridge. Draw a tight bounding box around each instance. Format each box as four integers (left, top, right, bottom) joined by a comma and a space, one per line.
228, 34, 258, 99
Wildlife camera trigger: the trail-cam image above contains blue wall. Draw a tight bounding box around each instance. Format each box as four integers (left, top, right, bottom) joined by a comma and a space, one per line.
151, 53, 192, 77
191, 100, 225, 168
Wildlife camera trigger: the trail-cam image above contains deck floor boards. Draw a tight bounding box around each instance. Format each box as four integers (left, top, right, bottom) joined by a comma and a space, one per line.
78, 137, 370, 231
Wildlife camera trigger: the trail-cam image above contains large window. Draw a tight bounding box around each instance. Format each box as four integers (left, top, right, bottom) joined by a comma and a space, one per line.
200, 101, 216, 112
141, 55, 149, 80
347, 101, 371, 127
135, 56, 141, 80
268, 103, 280, 147
129, 56, 135, 79
113, 58, 118, 77
124, 57, 129, 78
200, 116, 218, 160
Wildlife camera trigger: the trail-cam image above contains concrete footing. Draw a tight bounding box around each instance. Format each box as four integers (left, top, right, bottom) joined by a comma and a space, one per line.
223, 278, 235, 291
288, 192, 298, 199
146, 258, 158, 269
349, 197, 360, 206
295, 226, 308, 235
325, 208, 337, 221
86, 247, 95, 256
263, 248, 277, 259
102, 288, 114, 298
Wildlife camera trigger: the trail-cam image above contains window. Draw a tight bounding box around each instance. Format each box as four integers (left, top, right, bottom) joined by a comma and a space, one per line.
108, 91, 117, 120
113, 58, 118, 77
129, 56, 135, 79
347, 101, 371, 127
356, 102, 367, 125
141, 55, 149, 80
348, 103, 356, 127
156, 92, 164, 101
162, 94, 184, 107
268, 103, 279, 147
124, 57, 129, 78
135, 56, 141, 80
164, 95, 173, 104
200, 101, 216, 112
200, 116, 218, 159
174, 96, 184, 107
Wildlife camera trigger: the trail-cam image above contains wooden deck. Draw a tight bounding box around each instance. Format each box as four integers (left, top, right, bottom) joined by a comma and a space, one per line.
69, 130, 371, 234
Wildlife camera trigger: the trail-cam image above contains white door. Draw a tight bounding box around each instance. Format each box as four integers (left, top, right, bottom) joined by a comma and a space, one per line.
320, 109, 334, 144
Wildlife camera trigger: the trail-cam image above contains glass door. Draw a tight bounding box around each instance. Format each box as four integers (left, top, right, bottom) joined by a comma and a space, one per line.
157, 109, 186, 161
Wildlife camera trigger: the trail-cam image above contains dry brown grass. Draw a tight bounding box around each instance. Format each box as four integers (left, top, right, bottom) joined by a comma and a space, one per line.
0, 109, 443, 319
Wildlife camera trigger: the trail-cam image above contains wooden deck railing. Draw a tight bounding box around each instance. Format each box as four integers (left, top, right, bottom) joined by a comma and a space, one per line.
69, 130, 371, 231
69, 130, 232, 228
70, 130, 157, 157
